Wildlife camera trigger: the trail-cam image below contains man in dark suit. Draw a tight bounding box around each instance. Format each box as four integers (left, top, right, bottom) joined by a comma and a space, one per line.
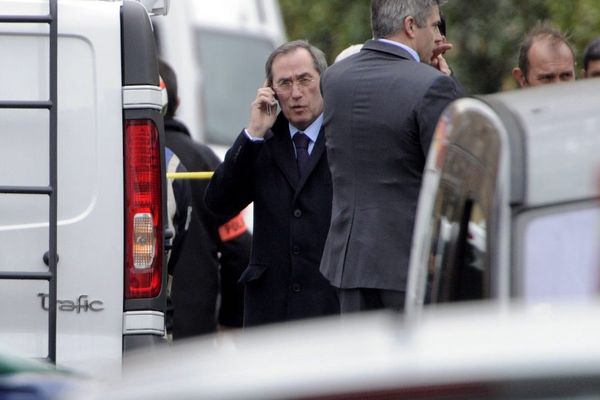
159, 59, 252, 338
205, 40, 339, 327
320, 0, 464, 312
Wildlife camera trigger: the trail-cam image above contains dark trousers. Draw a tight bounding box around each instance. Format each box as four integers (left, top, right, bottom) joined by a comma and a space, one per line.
337, 288, 405, 313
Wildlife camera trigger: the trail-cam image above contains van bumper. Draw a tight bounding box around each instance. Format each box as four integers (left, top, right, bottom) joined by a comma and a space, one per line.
123, 333, 167, 352
122, 310, 166, 351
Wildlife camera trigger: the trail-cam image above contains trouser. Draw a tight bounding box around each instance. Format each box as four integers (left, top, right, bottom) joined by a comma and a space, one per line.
337, 288, 405, 313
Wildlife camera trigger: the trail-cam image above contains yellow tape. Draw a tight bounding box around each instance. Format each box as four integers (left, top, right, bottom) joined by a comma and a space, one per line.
166, 171, 214, 180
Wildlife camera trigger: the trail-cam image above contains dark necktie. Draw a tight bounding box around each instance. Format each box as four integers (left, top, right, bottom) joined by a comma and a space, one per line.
292, 132, 310, 177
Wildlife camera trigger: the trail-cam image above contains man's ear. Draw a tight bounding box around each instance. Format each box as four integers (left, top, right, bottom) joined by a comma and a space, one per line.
512, 67, 527, 88
403, 16, 416, 38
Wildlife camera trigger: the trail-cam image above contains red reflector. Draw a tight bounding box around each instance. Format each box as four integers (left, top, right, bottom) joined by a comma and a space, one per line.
124, 120, 163, 299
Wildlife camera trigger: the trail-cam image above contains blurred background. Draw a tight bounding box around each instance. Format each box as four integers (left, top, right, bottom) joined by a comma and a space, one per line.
279, 0, 600, 94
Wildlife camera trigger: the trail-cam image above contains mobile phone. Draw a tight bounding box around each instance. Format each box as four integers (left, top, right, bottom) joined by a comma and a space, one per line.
267, 89, 278, 116
267, 85, 278, 116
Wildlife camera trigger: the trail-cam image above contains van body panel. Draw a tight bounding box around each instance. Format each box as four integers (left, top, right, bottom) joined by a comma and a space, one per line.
482, 80, 600, 207
0, 0, 166, 375
0, 1, 124, 371
513, 201, 600, 302
122, 0, 160, 86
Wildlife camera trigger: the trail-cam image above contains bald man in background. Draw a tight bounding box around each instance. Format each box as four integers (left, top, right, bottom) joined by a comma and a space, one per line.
512, 23, 575, 87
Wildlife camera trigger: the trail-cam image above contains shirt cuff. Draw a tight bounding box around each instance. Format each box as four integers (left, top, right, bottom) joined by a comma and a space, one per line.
244, 129, 265, 142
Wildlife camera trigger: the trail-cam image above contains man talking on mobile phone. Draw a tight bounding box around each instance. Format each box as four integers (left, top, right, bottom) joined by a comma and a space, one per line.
206, 40, 339, 327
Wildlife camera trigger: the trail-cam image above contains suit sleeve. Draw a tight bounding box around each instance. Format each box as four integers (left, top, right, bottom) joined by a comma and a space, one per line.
202, 136, 255, 327
417, 75, 465, 156
205, 130, 261, 218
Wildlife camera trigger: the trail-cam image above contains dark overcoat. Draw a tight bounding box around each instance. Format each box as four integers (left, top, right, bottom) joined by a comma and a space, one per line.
206, 114, 339, 326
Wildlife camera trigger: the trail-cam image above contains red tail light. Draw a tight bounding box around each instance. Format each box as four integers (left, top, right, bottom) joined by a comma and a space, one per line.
124, 120, 163, 299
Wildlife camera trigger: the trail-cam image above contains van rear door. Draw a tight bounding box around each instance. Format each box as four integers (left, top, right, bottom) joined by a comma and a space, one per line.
0, 0, 125, 372
0, 0, 167, 374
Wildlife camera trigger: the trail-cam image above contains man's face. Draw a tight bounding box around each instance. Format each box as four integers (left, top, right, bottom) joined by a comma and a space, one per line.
271, 48, 323, 131
523, 39, 575, 87
413, 5, 443, 64
584, 59, 600, 78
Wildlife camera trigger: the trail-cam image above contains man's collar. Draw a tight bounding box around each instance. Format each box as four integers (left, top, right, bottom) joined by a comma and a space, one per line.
377, 38, 420, 62
289, 113, 323, 143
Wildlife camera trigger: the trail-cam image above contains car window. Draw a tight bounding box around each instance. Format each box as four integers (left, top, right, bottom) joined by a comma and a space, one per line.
426, 183, 459, 303
419, 106, 500, 307
454, 200, 487, 300
194, 29, 275, 146
426, 179, 491, 303
515, 202, 600, 301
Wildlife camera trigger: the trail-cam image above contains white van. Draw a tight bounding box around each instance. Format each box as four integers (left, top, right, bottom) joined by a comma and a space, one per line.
152, 0, 286, 158
0, 0, 169, 375
406, 80, 600, 315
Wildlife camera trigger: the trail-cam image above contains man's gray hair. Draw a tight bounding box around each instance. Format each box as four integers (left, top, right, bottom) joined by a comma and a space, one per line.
265, 40, 328, 86
371, 0, 445, 39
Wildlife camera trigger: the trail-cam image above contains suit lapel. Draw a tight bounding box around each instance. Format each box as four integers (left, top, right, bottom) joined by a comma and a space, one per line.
266, 125, 299, 188
266, 115, 325, 193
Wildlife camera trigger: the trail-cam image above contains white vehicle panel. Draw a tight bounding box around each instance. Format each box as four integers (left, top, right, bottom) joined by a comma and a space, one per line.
490, 80, 600, 206
68, 301, 600, 399
0, 0, 124, 374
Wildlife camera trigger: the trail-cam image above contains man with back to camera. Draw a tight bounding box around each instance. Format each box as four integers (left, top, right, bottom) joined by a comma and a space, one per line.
582, 37, 600, 78
512, 23, 575, 87
334, 12, 452, 73
159, 59, 252, 338
205, 40, 339, 327
319, 0, 464, 313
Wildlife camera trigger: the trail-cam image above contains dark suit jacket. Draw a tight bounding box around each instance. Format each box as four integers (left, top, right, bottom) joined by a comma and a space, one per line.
205, 114, 339, 327
320, 39, 464, 291
165, 118, 251, 338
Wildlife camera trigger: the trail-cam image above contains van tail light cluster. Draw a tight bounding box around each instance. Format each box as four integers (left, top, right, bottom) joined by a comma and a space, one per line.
124, 120, 163, 299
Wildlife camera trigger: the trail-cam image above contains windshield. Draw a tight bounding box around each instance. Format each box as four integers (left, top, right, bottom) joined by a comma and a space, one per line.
194, 28, 276, 146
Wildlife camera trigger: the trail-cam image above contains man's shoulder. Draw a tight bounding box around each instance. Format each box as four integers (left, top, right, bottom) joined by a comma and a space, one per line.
166, 127, 221, 168
424, 71, 465, 97
392, 62, 457, 91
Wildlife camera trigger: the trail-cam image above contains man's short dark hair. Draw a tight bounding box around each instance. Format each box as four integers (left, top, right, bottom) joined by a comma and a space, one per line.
517, 22, 574, 78
158, 58, 178, 119
583, 37, 600, 73
265, 40, 327, 87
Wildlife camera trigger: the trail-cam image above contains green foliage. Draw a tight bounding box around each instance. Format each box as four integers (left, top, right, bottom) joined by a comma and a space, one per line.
279, 0, 371, 65
279, 0, 600, 94
443, 0, 552, 93
547, 0, 600, 63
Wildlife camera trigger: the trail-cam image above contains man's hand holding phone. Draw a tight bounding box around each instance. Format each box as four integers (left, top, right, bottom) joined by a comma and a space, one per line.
246, 81, 278, 139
